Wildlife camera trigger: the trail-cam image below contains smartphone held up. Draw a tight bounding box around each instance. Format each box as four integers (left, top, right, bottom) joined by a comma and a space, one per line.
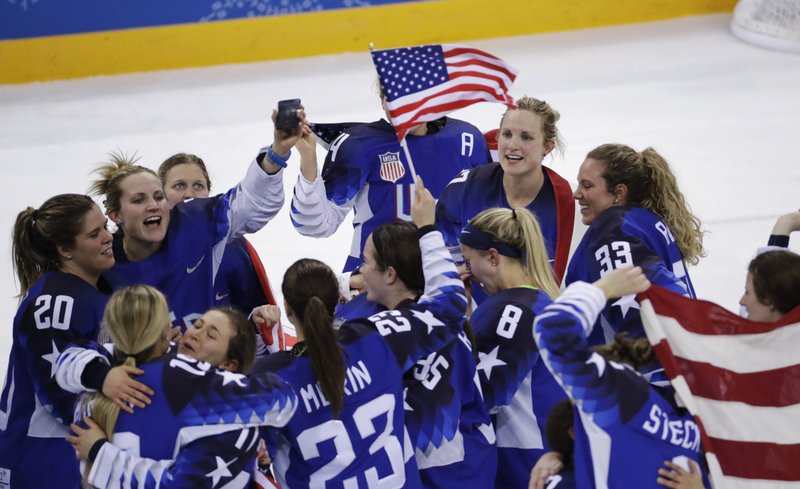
275, 99, 301, 130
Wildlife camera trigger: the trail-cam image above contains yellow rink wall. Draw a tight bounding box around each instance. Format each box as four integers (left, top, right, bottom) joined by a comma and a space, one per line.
0, 0, 737, 84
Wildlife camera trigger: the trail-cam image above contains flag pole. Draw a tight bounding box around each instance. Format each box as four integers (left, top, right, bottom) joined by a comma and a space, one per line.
369, 41, 420, 196
400, 137, 419, 183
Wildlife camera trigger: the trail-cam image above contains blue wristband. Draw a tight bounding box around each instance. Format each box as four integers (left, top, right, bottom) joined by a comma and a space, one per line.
266, 144, 291, 168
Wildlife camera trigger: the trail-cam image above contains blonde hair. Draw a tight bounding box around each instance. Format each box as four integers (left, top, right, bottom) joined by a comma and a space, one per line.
468, 207, 561, 299
81, 285, 170, 478
586, 144, 705, 265
88, 152, 158, 215
500, 96, 565, 157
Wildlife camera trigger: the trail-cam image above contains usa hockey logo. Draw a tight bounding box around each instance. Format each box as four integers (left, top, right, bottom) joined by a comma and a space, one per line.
378, 152, 406, 183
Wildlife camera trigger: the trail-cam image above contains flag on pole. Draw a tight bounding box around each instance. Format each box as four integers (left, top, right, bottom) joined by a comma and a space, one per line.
371, 44, 517, 141
639, 285, 800, 488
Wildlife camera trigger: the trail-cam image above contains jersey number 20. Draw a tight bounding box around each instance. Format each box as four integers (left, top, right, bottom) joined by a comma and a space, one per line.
34, 294, 74, 330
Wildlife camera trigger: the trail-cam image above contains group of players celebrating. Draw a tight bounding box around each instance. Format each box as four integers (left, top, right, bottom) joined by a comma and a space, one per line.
2, 92, 799, 489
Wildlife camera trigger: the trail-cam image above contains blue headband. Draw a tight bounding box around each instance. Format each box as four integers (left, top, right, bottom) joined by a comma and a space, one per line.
459, 223, 522, 258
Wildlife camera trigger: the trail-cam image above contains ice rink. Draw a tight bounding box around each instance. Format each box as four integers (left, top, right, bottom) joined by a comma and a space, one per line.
1, 13, 799, 378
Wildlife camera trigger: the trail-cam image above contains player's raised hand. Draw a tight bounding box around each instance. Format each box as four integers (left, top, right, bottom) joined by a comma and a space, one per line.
253, 304, 283, 328
528, 451, 564, 489
594, 266, 651, 300
297, 123, 316, 155
411, 175, 435, 227
772, 209, 800, 236
297, 123, 319, 182
272, 104, 308, 154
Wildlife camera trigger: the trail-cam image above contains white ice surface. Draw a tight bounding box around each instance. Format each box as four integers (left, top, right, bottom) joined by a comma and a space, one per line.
1, 14, 799, 377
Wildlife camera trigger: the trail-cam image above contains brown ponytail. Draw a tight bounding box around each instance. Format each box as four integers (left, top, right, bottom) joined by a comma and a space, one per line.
283, 259, 346, 417
12, 194, 95, 296
594, 332, 655, 370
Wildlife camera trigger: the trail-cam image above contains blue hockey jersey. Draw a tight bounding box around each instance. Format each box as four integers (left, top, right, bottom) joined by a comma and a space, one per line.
290, 118, 491, 272
405, 332, 497, 489
76, 351, 296, 488
336, 295, 497, 489
214, 237, 271, 313
534, 282, 704, 489
254, 229, 469, 489
435, 162, 576, 289
104, 158, 284, 331
437, 163, 558, 266
470, 286, 568, 489
565, 206, 696, 343
546, 470, 577, 489
57, 227, 462, 489
0, 271, 110, 488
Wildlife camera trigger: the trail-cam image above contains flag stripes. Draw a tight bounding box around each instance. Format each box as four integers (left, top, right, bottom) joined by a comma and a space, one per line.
640, 285, 800, 486
709, 438, 800, 480
372, 44, 517, 141
653, 351, 800, 407
644, 308, 800, 374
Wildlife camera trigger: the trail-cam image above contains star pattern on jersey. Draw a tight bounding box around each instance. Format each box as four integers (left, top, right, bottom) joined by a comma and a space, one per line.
216, 369, 247, 388
410, 309, 445, 334
457, 330, 473, 351
612, 293, 640, 318
206, 455, 235, 486
41, 340, 60, 378
477, 346, 507, 380
586, 352, 607, 378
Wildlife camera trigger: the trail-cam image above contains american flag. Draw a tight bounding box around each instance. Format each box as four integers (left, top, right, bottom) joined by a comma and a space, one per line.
253, 468, 280, 489
639, 285, 800, 488
371, 44, 517, 141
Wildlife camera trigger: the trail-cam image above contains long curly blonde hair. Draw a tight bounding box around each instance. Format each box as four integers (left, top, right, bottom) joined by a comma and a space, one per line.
587, 144, 705, 265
